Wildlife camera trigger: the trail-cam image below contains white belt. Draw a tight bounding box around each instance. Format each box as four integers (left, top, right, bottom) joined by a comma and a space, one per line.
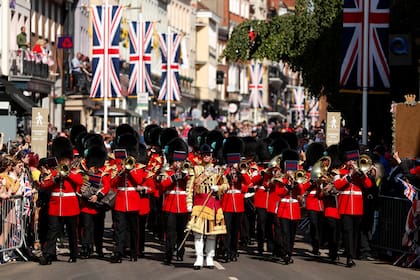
117, 187, 137, 191
281, 198, 299, 203
138, 186, 151, 191
308, 191, 317, 195
51, 192, 76, 197
226, 189, 241, 194
166, 190, 186, 195
341, 191, 362, 195
258, 186, 266, 190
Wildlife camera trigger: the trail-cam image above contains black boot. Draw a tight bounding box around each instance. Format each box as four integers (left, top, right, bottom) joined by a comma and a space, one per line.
110, 253, 122, 263
346, 257, 356, 267
39, 254, 52, 265
80, 246, 89, 259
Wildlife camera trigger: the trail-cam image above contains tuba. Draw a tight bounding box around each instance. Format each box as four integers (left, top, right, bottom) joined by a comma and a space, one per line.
310, 156, 331, 180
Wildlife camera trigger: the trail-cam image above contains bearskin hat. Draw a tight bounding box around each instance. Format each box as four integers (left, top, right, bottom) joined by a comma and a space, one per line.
116, 123, 136, 138
188, 126, 208, 153
339, 137, 360, 162
75, 131, 88, 156
144, 124, 161, 146
137, 143, 149, 165
280, 132, 299, 150
83, 133, 104, 151
159, 128, 179, 150
255, 139, 271, 163
267, 131, 284, 142
69, 124, 87, 146
166, 137, 188, 164
280, 149, 299, 171
304, 142, 326, 170
222, 136, 244, 161
325, 144, 342, 169
85, 145, 107, 168
52, 136, 74, 160
242, 136, 258, 160
205, 129, 224, 162
116, 133, 138, 158
270, 137, 290, 158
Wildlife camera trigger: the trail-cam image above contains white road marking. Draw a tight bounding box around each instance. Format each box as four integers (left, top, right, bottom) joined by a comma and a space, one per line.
214, 260, 225, 270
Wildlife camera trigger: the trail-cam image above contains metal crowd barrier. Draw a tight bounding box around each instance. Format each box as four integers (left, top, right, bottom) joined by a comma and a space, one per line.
0, 195, 27, 262
373, 195, 419, 267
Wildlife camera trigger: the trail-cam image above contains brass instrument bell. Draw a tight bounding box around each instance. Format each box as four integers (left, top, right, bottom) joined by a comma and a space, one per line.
358, 154, 372, 173
294, 170, 308, 184
123, 156, 136, 171
57, 163, 70, 177
310, 156, 331, 180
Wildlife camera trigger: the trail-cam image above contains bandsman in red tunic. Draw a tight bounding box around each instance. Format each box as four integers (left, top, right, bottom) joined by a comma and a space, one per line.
158, 138, 191, 265
77, 142, 111, 259
39, 137, 83, 265
221, 137, 252, 262
276, 150, 305, 265
110, 133, 150, 263
334, 138, 373, 267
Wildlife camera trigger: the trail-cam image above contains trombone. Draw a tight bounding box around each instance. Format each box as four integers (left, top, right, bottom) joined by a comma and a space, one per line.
118, 156, 136, 176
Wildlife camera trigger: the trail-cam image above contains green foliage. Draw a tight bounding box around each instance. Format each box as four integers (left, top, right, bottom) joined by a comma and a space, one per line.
222, 0, 343, 97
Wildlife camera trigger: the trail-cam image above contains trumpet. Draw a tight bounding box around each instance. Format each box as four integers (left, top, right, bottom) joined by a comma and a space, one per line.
358, 154, 372, 173
239, 159, 251, 174
294, 170, 308, 184
123, 156, 136, 171
57, 163, 70, 177
181, 160, 192, 173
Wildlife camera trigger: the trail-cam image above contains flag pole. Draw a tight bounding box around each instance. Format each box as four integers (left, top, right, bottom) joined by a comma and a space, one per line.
166, 27, 171, 127
103, 0, 109, 134
137, 12, 143, 115
361, 0, 369, 145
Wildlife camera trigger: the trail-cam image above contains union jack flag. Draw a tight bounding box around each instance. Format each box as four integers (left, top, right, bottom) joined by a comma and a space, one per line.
90, 5, 123, 99
340, 0, 390, 90
248, 62, 264, 108
157, 32, 182, 101
308, 97, 319, 126
128, 21, 154, 97
293, 87, 305, 123
397, 177, 417, 202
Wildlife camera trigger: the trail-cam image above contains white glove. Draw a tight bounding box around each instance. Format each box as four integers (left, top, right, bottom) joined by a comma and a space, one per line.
187, 204, 192, 212
211, 185, 219, 192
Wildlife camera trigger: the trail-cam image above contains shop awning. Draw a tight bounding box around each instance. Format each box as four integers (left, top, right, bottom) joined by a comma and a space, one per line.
0, 78, 37, 115
91, 107, 140, 118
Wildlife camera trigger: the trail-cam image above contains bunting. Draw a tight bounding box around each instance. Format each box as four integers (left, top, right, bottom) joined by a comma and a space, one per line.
248, 62, 264, 109
90, 5, 123, 99
157, 32, 182, 101
128, 21, 154, 97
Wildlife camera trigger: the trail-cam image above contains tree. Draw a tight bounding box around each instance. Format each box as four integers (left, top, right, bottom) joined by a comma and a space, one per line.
222, 0, 343, 97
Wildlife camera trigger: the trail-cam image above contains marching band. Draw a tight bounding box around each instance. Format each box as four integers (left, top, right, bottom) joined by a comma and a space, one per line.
1, 123, 387, 268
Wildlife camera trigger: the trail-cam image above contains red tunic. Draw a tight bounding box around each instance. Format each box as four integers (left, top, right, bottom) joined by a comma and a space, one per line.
160, 169, 189, 213
221, 167, 252, 213
146, 152, 163, 198
333, 168, 372, 216
187, 152, 202, 166
253, 166, 271, 210
111, 163, 151, 212
40, 169, 83, 217
78, 162, 112, 215
276, 177, 304, 220
302, 179, 323, 212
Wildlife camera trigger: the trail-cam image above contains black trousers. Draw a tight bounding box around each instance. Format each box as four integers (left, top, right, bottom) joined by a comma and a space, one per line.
278, 218, 298, 258
138, 214, 148, 255
324, 217, 339, 257
113, 211, 138, 257
308, 210, 323, 252
163, 212, 189, 260
240, 197, 256, 244
266, 212, 278, 254
341, 214, 361, 259
224, 212, 243, 256
256, 207, 271, 253
80, 211, 105, 254
43, 215, 78, 259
